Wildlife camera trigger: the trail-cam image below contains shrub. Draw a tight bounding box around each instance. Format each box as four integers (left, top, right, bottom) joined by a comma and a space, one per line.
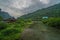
0, 16, 3, 21
44, 18, 60, 29
42, 19, 48, 24
0, 22, 9, 30
1, 29, 20, 36
0, 18, 32, 40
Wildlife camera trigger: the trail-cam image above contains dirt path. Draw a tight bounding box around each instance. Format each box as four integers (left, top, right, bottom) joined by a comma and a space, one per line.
20, 21, 60, 40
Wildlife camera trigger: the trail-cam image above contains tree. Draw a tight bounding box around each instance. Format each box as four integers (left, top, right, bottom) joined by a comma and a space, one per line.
45, 18, 60, 29
0, 8, 1, 11
0, 16, 3, 21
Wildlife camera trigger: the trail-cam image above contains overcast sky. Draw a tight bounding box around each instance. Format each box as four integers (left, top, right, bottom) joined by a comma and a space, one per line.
0, 0, 60, 18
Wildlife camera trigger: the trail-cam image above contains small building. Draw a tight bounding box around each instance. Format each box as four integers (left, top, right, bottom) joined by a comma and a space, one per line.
42, 16, 48, 19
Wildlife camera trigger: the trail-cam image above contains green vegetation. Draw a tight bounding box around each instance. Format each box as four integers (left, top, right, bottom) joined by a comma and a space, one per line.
20, 3, 60, 21
0, 16, 3, 21
20, 3, 60, 29
0, 3, 60, 40
0, 18, 32, 40
42, 18, 60, 29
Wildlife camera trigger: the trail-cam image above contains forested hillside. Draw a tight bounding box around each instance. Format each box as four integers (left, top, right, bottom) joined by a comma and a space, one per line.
0, 9, 12, 19
20, 3, 60, 21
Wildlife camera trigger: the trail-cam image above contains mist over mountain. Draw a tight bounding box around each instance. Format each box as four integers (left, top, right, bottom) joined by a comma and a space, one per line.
0, 0, 60, 18
0, 9, 12, 19
20, 3, 60, 21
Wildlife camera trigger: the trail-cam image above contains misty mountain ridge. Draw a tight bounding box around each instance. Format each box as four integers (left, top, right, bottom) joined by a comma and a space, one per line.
20, 3, 60, 20
0, 9, 12, 19
0, 3, 60, 19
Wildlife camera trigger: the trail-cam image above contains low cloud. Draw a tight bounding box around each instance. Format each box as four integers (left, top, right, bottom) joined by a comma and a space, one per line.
40, 0, 50, 4
0, 0, 60, 18
0, 0, 50, 9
